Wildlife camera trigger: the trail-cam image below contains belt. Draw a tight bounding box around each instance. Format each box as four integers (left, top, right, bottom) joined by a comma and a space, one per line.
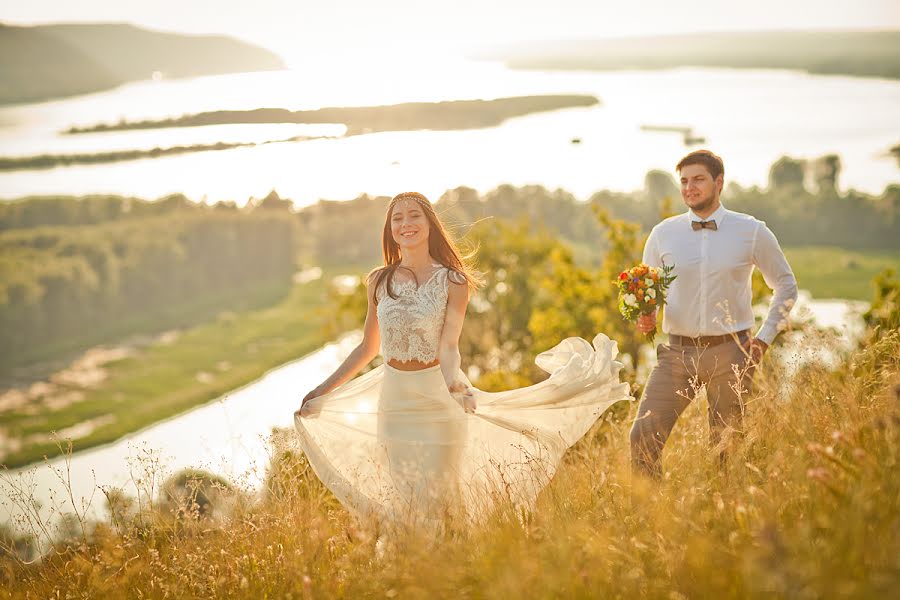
668, 329, 751, 347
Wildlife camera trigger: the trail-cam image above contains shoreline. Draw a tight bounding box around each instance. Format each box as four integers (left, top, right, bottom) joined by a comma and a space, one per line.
62, 95, 600, 135
0, 95, 599, 172
0, 267, 370, 470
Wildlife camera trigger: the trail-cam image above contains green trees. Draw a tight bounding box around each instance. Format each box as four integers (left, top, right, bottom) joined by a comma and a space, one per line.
726, 179, 898, 249
0, 193, 196, 230
0, 201, 296, 370
294, 156, 898, 274
299, 195, 391, 267
459, 220, 561, 389
864, 269, 900, 341
768, 156, 807, 190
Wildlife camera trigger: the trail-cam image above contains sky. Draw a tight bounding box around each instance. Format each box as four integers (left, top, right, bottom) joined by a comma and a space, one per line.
3, 0, 900, 64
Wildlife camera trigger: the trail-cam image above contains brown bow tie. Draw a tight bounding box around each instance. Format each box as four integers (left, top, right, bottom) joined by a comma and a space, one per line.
692, 220, 717, 231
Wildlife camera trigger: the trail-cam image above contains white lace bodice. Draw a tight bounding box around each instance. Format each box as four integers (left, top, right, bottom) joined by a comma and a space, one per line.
376, 266, 449, 363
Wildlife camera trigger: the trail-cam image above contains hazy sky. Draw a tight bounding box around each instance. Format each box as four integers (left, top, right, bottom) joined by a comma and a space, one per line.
3, 0, 899, 64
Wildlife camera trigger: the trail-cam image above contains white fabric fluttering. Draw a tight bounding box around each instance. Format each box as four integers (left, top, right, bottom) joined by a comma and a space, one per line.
294, 333, 632, 527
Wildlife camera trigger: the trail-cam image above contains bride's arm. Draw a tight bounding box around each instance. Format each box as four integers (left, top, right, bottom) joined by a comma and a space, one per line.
438, 272, 475, 412
298, 281, 381, 414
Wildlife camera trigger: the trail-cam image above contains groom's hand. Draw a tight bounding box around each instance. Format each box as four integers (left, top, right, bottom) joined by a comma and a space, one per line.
636, 311, 657, 334
742, 337, 769, 368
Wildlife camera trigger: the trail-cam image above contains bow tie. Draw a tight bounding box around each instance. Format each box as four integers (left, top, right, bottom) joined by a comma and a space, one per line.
691, 220, 717, 231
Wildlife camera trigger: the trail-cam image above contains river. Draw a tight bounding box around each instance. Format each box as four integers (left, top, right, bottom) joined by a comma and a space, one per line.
1, 55, 898, 203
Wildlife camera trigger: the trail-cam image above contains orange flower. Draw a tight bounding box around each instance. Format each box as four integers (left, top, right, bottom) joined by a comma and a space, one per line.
649, 298, 656, 305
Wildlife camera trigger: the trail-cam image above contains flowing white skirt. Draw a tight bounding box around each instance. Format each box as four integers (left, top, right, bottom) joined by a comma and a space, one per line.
293, 333, 632, 526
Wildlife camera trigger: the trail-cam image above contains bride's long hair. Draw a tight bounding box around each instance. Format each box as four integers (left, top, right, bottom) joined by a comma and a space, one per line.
369, 192, 482, 302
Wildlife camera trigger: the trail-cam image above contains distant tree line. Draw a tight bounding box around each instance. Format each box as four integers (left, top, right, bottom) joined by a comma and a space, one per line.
488, 31, 900, 80
300, 154, 899, 269
2, 153, 895, 370
6, 154, 894, 265
0, 198, 296, 369
0, 193, 201, 230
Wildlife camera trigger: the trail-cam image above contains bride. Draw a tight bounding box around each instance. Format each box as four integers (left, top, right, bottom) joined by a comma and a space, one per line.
294, 192, 631, 528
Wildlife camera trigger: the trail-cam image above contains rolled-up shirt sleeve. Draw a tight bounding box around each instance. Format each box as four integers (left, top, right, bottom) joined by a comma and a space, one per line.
752, 222, 798, 345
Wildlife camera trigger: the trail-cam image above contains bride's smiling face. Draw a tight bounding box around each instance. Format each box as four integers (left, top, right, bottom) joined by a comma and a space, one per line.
391, 199, 430, 249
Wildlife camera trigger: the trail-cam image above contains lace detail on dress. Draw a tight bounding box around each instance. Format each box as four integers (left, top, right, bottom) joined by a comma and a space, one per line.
377, 267, 449, 363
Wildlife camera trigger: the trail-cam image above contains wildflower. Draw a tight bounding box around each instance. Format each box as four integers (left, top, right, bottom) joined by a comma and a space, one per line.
807, 467, 830, 480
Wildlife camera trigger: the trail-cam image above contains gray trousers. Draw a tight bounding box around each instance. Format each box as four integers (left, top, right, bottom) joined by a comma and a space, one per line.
630, 332, 755, 478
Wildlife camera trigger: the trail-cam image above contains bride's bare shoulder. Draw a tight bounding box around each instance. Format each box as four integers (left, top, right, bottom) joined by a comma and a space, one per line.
365, 266, 392, 295
367, 265, 388, 279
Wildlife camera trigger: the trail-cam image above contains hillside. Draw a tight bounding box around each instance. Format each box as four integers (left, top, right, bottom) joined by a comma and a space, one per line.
0, 22, 285, 105
478, 30, 900, 80
0, 24, 121, 103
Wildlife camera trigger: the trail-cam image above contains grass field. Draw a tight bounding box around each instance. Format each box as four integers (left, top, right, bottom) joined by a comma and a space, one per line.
784, 246, 899, 301
2, 329, 897, 598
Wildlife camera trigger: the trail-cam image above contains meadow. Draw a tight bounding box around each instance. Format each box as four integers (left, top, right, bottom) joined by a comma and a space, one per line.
782, 246, 900, 301
1, 327, 897, 598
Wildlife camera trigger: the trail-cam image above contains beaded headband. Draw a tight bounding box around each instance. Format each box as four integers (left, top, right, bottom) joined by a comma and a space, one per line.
391, 192, 431, 210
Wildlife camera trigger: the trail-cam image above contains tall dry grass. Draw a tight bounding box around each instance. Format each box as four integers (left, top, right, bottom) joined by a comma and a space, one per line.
1, 330, 898, 599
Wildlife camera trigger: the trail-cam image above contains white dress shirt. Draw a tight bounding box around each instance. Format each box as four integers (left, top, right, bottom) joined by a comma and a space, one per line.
642, 203, 798, 345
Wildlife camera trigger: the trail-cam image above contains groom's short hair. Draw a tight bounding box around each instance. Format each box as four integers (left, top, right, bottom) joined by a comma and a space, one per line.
676, 150, 724, 180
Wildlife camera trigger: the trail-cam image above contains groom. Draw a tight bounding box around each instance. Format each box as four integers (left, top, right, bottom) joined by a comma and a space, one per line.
631, 150, 798, 478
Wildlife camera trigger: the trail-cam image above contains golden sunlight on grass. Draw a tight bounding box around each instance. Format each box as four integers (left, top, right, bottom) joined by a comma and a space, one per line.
1, 331, 897, 598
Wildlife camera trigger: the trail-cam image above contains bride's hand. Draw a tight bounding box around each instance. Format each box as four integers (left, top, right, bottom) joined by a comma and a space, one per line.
449, 381, 476, 414
295, 386, 325, 419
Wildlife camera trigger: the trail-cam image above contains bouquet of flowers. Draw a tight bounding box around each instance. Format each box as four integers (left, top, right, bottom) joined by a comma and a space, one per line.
614, 262, 676, 343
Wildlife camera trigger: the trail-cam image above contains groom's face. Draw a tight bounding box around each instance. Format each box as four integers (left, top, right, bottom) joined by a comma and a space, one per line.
679, 164, 723, 212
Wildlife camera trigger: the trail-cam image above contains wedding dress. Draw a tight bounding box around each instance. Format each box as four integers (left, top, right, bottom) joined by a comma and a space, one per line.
294, 266, 632, 527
